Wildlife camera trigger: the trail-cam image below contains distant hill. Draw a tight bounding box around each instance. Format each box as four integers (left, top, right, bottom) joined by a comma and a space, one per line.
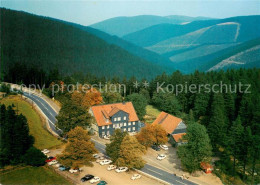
123, 16, 260, 47
65, 24, 175, 69
90, 15, 213, 37
172, 38, 260, 73
1, 8, 174, 80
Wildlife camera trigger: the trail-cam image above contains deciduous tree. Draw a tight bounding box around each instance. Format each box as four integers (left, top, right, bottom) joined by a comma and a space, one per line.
57, 127, 97, 168
116, 135, 146, 169
106, 129, 127, 162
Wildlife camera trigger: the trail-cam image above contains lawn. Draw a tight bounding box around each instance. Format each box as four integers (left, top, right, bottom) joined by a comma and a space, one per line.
144, 105, 161, 123
0, 166, 73, 185
0, 95, 62, 150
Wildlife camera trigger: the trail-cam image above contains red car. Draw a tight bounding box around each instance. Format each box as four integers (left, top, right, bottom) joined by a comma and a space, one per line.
45, 156, 56, 163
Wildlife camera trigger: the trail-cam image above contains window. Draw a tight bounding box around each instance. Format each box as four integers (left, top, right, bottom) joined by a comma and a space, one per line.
114, 118, 117, 121
124, 128, 126, 131
102, 132, 105, 136
123, 116, 126, 120
102, 126, 105, 129
128, 122, 131, 126
133, 127, 136, 131
107, 125, 110, 129
133, 122, 136, 125
124, 123, 126, 126
120, 123, 123, 127
128, 128, 131, 132
118, 117, 121, 121
113, 124, 115, 128
106, 119, 109, 123
107, 131, 110, 135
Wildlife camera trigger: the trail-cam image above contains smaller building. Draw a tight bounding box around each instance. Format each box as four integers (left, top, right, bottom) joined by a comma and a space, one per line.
200, 162, 213, 174
152, 111, 186, 145
90, 102, 142, 138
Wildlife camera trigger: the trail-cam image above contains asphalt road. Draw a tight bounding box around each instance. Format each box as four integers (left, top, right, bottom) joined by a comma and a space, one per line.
22, 92, 62, 135
22, 91, 197, 185
92, 139, 196, 185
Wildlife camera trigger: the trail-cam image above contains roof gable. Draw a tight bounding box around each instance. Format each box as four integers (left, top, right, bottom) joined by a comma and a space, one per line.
152, 111, 183, 134
91, 102, 139, 126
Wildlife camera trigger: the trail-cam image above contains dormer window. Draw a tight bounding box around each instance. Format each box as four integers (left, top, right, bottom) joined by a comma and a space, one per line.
106, 119, 109, 123
114, 118, 117, 121
123, 116, 126, 120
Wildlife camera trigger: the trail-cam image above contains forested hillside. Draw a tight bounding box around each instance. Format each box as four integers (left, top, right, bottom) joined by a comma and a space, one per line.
1, 8, 172, 81
90, 15, 213, 37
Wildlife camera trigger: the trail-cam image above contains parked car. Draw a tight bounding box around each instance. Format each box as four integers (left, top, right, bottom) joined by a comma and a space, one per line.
115, 167, 128, 173
59, 166, 70, 171
160, 145, 168, 150
90, 176, 101, 184
69, 167, 82, 173
100, 159, 112, 165
131, 174, 142, 180
41, 149, 50, 154
55, 163, 62, 167
97, 181, 107, 185
107, 165, 117, 171
151, 145, 161, 151
48, 160, 58, 165
96, 157, 105, 163
93, 154, 100, 158
157, 154, 166, 160
45, 156, 56, 163
103, 135, 110, 140
81, 174, 94, 182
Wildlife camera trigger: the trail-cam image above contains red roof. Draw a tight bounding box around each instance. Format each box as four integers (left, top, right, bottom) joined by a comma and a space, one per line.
152, 112, 182, 134
91, 102, 139, 126
172, 133, 186, 142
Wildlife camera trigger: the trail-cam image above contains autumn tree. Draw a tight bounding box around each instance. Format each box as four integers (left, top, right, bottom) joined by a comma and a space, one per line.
106, 129, 128, 162
177, 122, 212, 173
152, 124, 168, 145
56, 102, 92, 134
116, 135, 146, 169
136, 124, 168, 148
57, 127, 97, 168
71, 87, 103, 109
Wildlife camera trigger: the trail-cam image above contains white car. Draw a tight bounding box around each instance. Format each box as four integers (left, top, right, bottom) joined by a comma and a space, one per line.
93, 154, 100, 159
100, 159, 112, 165
103, 135, 110, 140
157, 154, 166, 160
96, 157, 105, 163
160, 145, 168, 150
115, 167, 128, 173
131, 174, 142, 180
90, 176, 100, 184
41, 149, 50, 154
55, 163, 62, 167
107, 165, 117, 171
48, 160, 58, 165
69, 168, 79, 173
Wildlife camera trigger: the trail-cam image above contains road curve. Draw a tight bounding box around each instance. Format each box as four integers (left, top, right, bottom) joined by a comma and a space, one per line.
22, 91, 197, 185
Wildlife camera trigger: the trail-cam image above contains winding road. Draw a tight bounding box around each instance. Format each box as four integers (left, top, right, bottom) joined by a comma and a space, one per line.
22, 90, 197, 185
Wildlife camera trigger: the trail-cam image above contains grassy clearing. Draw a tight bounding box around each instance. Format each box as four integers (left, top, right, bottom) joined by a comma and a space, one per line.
0, 166, 73, 185
0, 95, 62, 150
144, 105, 161, 123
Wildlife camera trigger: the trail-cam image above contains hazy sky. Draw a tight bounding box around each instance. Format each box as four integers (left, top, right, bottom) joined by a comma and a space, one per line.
1, 0, 260, 25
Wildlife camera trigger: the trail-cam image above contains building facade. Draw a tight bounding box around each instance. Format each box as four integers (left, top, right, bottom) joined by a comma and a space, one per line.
152, 111, 187, 145
90, 102, 142, 138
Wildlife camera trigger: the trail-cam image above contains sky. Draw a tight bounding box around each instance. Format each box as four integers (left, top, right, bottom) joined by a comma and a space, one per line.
1, 0, 260, 26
